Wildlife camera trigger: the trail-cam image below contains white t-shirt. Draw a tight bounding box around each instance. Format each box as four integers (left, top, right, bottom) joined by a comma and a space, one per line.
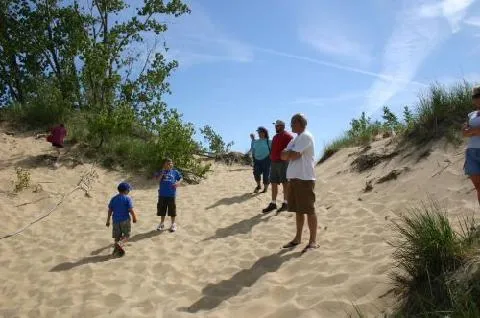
286, 130, 316, 180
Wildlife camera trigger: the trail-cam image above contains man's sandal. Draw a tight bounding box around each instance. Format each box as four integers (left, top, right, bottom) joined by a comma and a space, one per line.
282, 241, 300, 249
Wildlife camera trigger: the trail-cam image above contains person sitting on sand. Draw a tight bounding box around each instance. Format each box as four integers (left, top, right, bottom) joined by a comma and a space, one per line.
153, 158, 182, 232
462, 85, 480, 207
250, 127, 272, 193
281, 113, 318, 253
262, 120, 294, 214
106, 182, 137, 257
46, 123, 67, 165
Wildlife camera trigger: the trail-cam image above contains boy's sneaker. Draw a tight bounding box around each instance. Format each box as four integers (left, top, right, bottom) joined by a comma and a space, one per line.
156, 223, 165, 231
169, 223, 177, 232
262, 203, 277, 214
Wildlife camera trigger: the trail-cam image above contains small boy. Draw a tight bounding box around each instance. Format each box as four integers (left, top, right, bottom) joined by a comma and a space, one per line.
153, 158, 182, 232
106, 182, 137, 256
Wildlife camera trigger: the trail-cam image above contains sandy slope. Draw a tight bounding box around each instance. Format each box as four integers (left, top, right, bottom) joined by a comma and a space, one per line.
0, 130, 477, 318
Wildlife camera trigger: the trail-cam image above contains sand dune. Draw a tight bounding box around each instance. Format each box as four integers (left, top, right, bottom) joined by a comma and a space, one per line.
0, 130, 477, 317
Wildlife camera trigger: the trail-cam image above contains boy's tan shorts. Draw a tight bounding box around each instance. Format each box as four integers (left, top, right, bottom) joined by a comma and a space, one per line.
287, 179, 316, 214
112, 220, 131, 241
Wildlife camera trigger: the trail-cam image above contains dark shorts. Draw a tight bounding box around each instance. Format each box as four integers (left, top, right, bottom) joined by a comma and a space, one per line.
270, 161, 289, 184
288, 179, 316, 214
253, 157, 271, 184
52, 143, 64, 148
157, 196, 176, 217
465, 148, 480, 176
112, 220, 131, 241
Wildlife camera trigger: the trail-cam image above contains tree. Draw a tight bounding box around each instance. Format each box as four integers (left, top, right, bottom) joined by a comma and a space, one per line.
200, 125, 234, 154
403, 106, 415, 127
382, 106, 400, 131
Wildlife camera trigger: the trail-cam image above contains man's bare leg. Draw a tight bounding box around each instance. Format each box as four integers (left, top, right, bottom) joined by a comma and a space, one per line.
307, 214, 318, 245
294, 212, 305, 243
271, 183, 278, 202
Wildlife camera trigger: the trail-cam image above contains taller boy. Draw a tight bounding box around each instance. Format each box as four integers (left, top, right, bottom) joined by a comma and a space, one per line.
262, 120, 294, 214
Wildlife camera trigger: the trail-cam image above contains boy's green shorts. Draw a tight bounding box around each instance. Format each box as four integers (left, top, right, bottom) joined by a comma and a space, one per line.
112, 220, 131, 241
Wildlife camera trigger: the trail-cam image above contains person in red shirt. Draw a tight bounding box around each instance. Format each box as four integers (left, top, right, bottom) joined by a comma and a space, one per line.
47, 124, 67, 165
262, 120, 294, 214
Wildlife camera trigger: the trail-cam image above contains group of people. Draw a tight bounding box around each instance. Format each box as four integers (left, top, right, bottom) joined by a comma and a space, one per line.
103, 113, 320, 256
106, 158, 182, 256
48, 84, 480, 258
251, 113, 319, 253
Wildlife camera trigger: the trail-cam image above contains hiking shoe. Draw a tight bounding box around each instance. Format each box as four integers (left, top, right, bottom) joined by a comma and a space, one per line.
156, 223, 165, 231
262, 203, 277, 214
276, 203, 288, 214
169, 223, 177, 232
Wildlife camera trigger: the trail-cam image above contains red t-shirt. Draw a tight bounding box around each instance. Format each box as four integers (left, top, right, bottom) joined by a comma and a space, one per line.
51, 126, 67, 145
270, 131, 294, 161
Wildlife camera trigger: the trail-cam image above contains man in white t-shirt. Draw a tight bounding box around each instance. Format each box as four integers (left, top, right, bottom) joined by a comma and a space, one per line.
280, 113, 318, 253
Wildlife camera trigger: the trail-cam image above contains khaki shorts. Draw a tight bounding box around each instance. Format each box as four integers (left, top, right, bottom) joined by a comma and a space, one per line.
112, 220, 131, 241
287, 179, 316, 214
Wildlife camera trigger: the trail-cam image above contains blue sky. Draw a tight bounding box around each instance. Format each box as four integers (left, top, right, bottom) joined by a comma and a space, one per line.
147, 0, 480, 155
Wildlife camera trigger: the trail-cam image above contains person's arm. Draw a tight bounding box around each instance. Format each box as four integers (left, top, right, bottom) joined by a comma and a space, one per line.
463, 127, 480, 137
281, 135, 310, 161
173, 170, 182, 188
129, 209, 137, 223
106, 208, 112, 226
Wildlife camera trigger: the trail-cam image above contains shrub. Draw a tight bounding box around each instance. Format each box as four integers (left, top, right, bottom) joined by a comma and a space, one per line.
406, 81, 473, 143
14, 167, 31, 192
3, 80, 71, 128
389, 199, 480, 316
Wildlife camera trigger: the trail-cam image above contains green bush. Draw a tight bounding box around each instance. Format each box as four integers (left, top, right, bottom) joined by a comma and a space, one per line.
389, 199, 480, 316
406, 81, 473, 143
3, 81, 71, 128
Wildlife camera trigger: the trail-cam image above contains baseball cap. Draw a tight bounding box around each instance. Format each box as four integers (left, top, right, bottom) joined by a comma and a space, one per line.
256, 126, 268, 133
117, 182, 132, 192
272, 120, 285, 126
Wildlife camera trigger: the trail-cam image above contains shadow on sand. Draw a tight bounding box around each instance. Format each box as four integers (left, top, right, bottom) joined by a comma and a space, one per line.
202, 214, 272, 242
178, 249, 300, 313
50, 230, 163, 272
206, 193, 260, 210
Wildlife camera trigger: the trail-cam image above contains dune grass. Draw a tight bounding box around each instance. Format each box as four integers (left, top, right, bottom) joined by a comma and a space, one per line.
389, 199, 480, 317
318, 81, 474, 164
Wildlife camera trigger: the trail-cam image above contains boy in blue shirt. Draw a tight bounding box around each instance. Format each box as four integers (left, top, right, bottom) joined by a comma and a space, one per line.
106, 182, 137, 256
154, 158, 182, 232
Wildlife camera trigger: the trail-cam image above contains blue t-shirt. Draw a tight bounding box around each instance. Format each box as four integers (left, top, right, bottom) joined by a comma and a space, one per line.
155, 169, 182, 197
251, 139, 272, 160
108, 194, 133, 224
468, 111, 480, 149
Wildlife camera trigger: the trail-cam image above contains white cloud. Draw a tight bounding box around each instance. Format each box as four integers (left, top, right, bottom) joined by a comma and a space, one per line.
364, 0, 475, 114
292, 91, 368, 107
465, 16, 480, 27
253, 46, 427, 87
418, 0, 475, 32
298, 24, 371, 65
163, 1, 253, 66
297, 4, 372, 65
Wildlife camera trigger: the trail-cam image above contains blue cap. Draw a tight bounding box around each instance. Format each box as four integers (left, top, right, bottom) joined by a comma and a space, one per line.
117, 182, 132, 192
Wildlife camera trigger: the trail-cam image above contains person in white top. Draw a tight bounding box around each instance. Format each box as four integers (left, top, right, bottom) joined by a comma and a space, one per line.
462, 85, 480, 206
280, 113, 318, 253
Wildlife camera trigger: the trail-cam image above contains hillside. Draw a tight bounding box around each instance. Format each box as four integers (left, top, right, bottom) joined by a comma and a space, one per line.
0, 128, 475, 317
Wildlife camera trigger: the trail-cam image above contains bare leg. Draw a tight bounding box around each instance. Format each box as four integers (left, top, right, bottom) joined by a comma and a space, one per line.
470, 176, 480, 206
282, 182, 289, 202
160, 216, 166, 224
171, 216, 176, 224
272, 183, 278, 201
307, 214, 318, 245
294, 213, 305, 243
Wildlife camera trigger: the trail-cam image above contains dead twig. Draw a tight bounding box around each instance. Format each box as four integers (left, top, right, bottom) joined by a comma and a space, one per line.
15, 196, 50, 207
0, 164, 98, 240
